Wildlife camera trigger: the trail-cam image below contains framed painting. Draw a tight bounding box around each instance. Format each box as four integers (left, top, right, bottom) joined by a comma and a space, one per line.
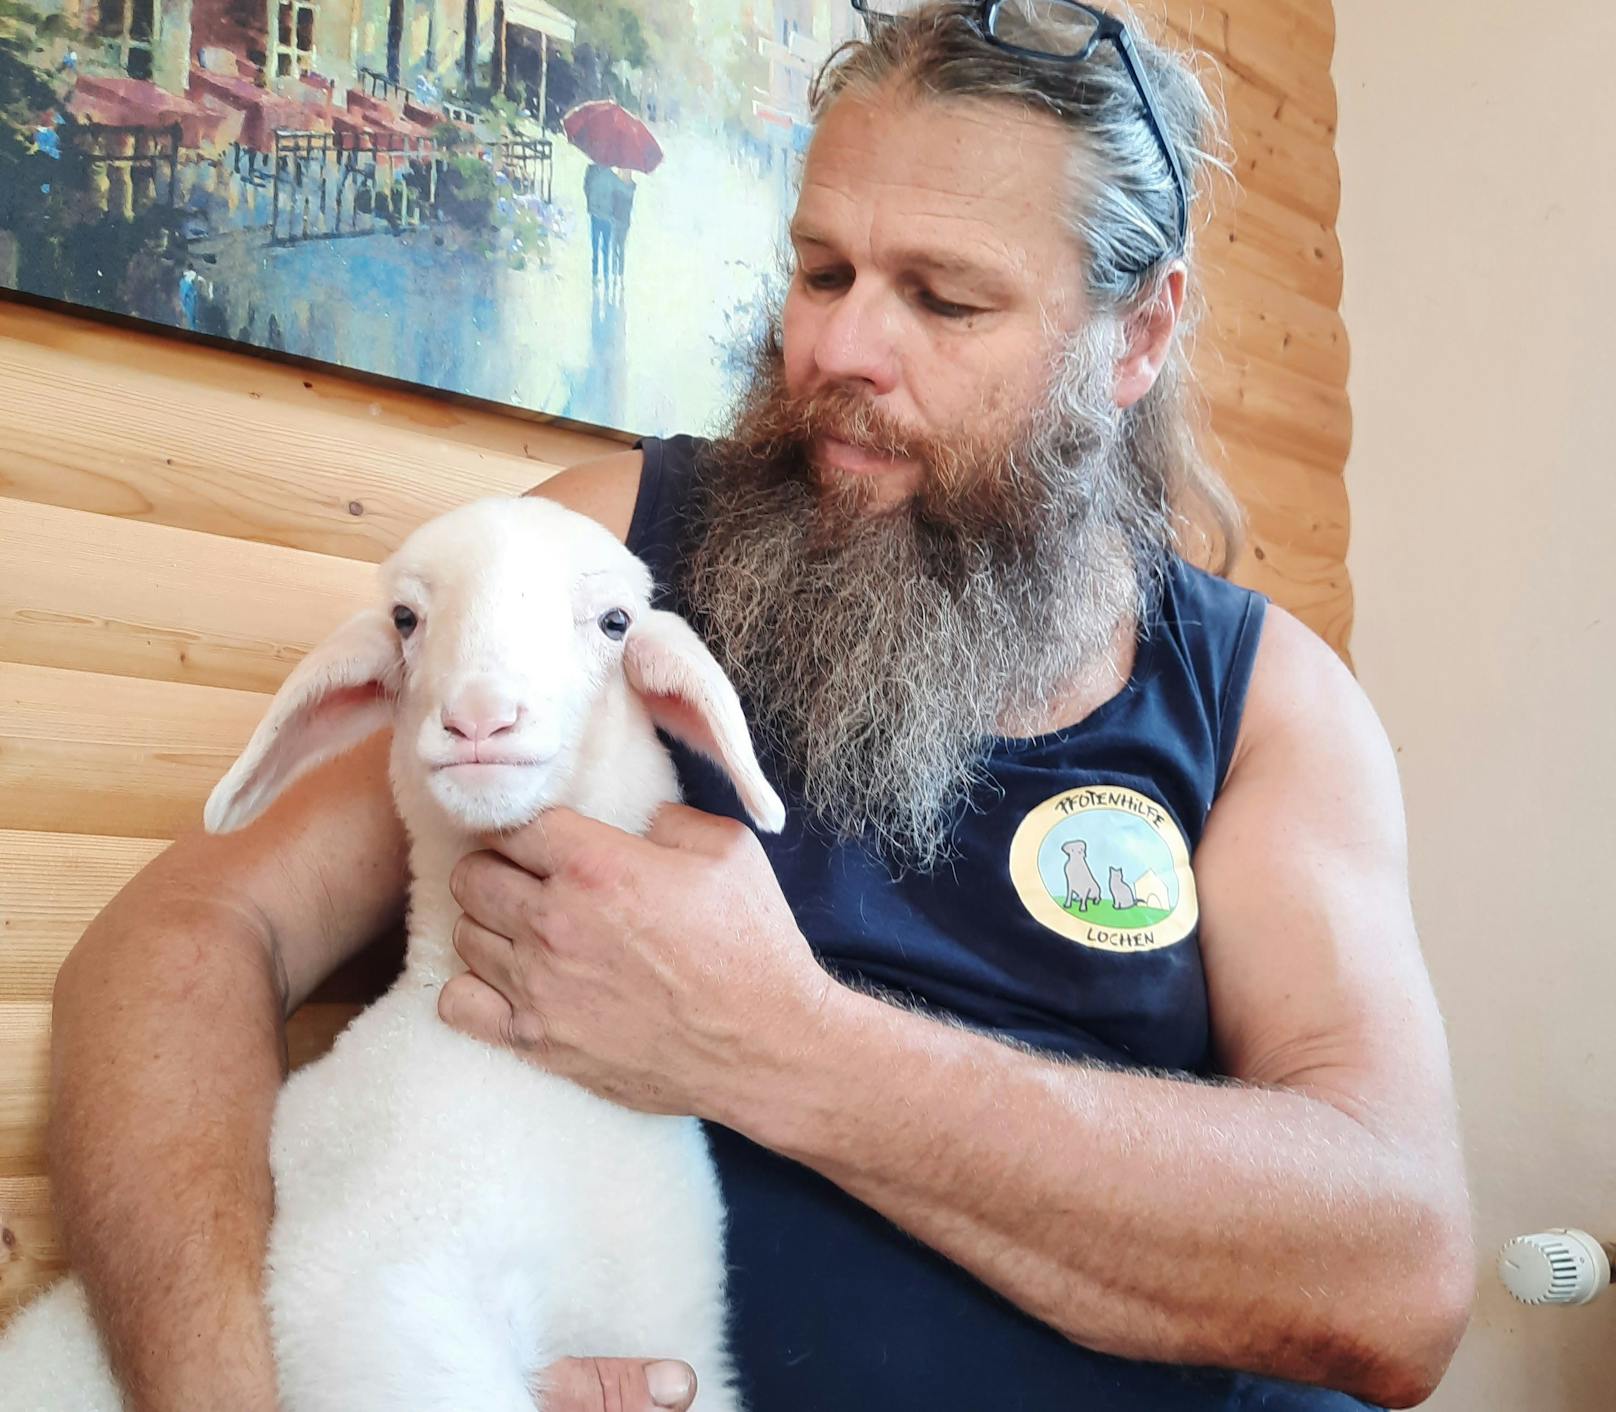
0, 0, 861, 435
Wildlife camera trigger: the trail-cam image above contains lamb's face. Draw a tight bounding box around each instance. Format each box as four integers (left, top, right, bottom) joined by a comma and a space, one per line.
381, 497, 654, 832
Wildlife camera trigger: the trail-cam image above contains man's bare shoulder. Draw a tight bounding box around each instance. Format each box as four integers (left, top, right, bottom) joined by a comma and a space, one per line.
524, 448, 645, 543
1225, 603, 1393, 795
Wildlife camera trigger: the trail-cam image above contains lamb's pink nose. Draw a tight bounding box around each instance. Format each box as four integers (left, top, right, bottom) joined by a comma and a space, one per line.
441, 686, 521, 744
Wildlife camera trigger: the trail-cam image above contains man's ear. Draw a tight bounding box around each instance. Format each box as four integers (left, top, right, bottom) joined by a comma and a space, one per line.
1114, 262, 1187, 410
622, 609, 785, 833
204, 609, 400, 834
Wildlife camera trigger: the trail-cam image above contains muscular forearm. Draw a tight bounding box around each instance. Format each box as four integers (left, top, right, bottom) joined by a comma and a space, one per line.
722, 984, 1468, 1407
49, 896, 286, 1412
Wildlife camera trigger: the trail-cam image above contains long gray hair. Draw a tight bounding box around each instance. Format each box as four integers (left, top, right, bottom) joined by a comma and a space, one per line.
812, 0, 1245, 571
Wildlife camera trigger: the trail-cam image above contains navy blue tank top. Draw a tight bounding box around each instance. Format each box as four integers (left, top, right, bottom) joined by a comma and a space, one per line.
630, 436, 1376, 1412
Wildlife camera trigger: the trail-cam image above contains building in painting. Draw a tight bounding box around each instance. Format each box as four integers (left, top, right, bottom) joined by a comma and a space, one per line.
54, 0, 580, 158
751, 0, 846, 171
489, 0, 576, 121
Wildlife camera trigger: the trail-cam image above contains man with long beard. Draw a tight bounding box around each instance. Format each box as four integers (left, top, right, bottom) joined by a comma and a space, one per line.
44, 4, 1473, 1411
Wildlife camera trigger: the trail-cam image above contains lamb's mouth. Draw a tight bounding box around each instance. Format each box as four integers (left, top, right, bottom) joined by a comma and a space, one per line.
426, 759, 560, 831
432, 760, 549, 775
427, 759, 557, 804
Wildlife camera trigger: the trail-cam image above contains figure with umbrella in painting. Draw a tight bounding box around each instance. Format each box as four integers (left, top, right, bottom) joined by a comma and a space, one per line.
582, 160, 616, 293
607, 167, 636, 300
564, 100, 662, 303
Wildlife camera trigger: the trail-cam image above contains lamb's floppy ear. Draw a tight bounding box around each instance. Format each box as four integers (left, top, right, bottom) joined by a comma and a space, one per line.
204, 609, 401, 835
622, 609, 785, 833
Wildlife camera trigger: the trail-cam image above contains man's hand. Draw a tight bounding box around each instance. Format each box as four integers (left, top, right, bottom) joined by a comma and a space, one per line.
439, 804, 829, 1118
539, 1357, 697, 1411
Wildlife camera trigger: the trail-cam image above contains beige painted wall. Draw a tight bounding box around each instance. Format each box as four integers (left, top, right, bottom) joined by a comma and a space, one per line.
1335, 3, 1616, 1407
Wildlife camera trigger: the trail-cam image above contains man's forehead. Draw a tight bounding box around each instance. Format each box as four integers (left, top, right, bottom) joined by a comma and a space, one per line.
808, 91, 1069, 199
794, 89, 1077, 272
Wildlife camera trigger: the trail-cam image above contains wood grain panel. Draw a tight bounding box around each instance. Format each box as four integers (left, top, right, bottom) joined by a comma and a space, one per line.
1212, 186, 1344, 308
1170, 0, 1334, 77
1225, 439, 1351, 546
1229, 540, 1354, 667
1201, 258, 1348, 388
1202, 351, 1352, 472
1220, 66, 1341, 228
1162, 1, 1336, 131
0, 497, 370, 695
0, 1004, 50, 1179
2, 299, 620, 468
0, 662, 266, 840
0, 832, 169, 1002
0, 304, 584, 563
0, 1176, 65, 1321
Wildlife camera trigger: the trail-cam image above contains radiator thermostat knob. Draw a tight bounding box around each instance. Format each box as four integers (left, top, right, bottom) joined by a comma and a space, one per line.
1497, 1229, 1611, 1307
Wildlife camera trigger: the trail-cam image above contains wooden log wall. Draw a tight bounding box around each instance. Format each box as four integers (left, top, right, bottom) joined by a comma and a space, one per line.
0, 0, 1351, 1324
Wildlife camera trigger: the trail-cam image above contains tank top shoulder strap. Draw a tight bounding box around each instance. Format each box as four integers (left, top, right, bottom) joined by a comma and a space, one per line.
1148, 556, 1269, 792
627, 434, 706, 608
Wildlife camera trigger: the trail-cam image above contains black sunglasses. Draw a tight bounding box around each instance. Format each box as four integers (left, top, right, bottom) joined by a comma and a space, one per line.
850, 0, 1189, 260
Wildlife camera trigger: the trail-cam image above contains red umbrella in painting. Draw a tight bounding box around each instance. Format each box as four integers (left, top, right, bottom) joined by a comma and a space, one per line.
561, 100, 664, 174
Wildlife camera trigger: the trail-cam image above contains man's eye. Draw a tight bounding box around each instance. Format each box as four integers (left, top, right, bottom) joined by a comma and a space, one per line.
921, 291, 979, 320
802, 268, 849, 292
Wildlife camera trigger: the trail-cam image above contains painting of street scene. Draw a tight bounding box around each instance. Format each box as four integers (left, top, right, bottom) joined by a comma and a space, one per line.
0, 0, 860, 435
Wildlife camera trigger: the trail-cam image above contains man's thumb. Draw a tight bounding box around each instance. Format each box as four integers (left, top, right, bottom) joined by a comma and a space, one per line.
536, 1356, 698, 1411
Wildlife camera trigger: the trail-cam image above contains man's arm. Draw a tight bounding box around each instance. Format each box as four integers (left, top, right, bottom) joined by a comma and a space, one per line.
447, 604, 1474, 1408
731, 608, 1473, 1406
48, 733, 408, 1412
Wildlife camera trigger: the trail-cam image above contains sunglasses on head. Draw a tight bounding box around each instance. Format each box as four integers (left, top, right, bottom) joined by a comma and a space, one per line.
850, 0, 1189, 260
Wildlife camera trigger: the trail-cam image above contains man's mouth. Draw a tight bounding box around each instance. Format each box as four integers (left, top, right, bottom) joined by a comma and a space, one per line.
814, 434, 916, 478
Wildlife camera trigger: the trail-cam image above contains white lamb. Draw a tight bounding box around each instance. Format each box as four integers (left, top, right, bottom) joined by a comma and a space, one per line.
0, 495, 784, 1412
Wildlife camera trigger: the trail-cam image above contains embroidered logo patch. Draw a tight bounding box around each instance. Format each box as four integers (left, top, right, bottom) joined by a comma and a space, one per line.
1008, 786, 1198, 952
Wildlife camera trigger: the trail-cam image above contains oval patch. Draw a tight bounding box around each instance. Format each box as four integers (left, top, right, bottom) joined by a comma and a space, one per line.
1008, 785, 1198, 952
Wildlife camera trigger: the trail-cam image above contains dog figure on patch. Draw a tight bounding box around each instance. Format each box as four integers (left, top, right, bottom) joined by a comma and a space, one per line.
1061, 839, 1103, 913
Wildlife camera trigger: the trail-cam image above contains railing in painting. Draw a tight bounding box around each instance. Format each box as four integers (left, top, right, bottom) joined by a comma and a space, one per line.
497, 136, 553, 205
270, 128, 434, 243
62, 122, 182, 221
357, 67, 410, 105
268, 129, 555, 244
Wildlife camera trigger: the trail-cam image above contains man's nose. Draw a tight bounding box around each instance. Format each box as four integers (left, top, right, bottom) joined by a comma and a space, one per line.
440, 684, 521, 744
812, 281, 900, 396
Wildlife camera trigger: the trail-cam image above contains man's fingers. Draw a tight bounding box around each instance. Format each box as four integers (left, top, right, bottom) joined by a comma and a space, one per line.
644, 802, 746, 854
452, 914, 522, 998
450, 849, 550, 941
437, 971, 518, 1047
490, 806, 635, 878
534, 1356, 697, 1411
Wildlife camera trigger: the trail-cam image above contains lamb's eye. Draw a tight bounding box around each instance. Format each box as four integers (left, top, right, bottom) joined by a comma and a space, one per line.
598, 608, 631, 642
392, 605, 419, 638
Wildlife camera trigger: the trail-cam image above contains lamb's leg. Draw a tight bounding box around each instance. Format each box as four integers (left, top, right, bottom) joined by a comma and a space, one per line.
0, 1276, 127, 1412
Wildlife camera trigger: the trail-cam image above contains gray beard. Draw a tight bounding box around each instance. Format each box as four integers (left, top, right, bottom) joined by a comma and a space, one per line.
680, 324, 1171, 872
